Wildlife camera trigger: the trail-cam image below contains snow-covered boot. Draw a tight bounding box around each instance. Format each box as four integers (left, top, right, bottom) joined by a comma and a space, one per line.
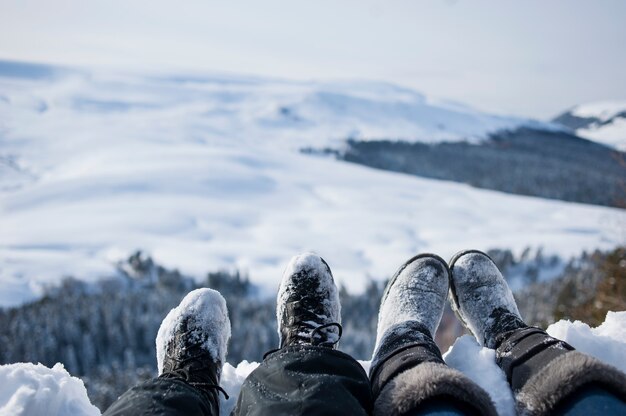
449, 249, 626, 415
371, 254, 497, 416
277, 253, 342, 348
448, 249, 527, 349
157, 288, 231, 413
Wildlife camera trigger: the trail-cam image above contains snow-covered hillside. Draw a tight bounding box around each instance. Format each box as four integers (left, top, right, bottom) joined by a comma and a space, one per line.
1, 60, 624, 307
553, 100, 626, 150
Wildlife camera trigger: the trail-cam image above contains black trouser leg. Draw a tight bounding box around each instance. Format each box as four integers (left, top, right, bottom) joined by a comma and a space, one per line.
102, 377, 218, 416
232, 345, 372, 416
369, 321, 496, 416
495, 327, 626, 415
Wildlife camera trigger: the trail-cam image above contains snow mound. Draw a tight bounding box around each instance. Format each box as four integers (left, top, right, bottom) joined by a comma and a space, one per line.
0, 363, 99, 416
546, 311, 626, 373
156, 288, 231, 374
444, 335, 516, 416
219, 360, 260, 415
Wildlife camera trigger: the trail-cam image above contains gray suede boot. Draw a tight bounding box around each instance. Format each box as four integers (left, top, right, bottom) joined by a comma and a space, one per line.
449, 249, 626, 416
370, 254, 497, 416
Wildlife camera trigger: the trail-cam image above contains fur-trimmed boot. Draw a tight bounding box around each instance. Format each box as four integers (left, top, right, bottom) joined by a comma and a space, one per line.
449, 249, 626, 416
370, 254, 497, 416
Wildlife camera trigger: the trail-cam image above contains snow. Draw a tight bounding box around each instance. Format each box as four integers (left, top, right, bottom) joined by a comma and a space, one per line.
2, 312, 623, 416
219, 360, 259, 415
571, 100, 626, 122
577, 117, 626, 150
545, 311, 626, 373
0, 363, 99, 416
444, 335, 516, 416
2, 59, 623, 414
1, 62, 625, 307
569, 100, 626, 150
156, 288, 231, 374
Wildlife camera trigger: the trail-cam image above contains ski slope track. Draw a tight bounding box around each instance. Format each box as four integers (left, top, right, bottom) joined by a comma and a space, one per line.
1, 61, 625, 307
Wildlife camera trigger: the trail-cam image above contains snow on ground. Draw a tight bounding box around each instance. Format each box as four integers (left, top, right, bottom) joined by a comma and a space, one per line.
570, 100, 626, 150
444, 336, 515, 415
0, 363, 99, 416
2, 312, 624, 416
0, 62, 625, 307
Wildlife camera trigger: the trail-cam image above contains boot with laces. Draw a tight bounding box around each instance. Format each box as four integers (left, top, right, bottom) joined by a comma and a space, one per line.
276, 252, 342, 349
156, 288, 231, 413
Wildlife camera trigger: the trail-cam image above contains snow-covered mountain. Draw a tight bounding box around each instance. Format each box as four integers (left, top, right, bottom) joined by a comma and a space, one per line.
1, 60, 624, 307
553, 101, 626, 150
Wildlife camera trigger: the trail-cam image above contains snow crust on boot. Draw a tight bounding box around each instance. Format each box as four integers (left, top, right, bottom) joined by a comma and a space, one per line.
449, 250, 523, 349
156, 288, 231, 374
374, 254, 449, 350
276, 253, 341, 347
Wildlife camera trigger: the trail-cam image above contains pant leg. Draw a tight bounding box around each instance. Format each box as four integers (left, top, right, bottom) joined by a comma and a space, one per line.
553, 386, 626, 416
404, 400, 471, 416
232, 345, 372, 416
370, 321, 497, 416
495, 327, 626, 415
103, 377, 218, 416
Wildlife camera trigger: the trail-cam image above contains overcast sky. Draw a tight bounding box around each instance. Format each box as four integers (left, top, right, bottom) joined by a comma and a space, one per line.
1, 0, 625, 119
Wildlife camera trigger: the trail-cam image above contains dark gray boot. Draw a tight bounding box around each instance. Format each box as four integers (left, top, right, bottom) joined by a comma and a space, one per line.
104, 288, 231, 416
157, 288, 231, 413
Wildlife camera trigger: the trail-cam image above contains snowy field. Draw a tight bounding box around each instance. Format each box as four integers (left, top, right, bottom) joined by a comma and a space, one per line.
1, 62, 625, 307
1, 311, 624, 416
